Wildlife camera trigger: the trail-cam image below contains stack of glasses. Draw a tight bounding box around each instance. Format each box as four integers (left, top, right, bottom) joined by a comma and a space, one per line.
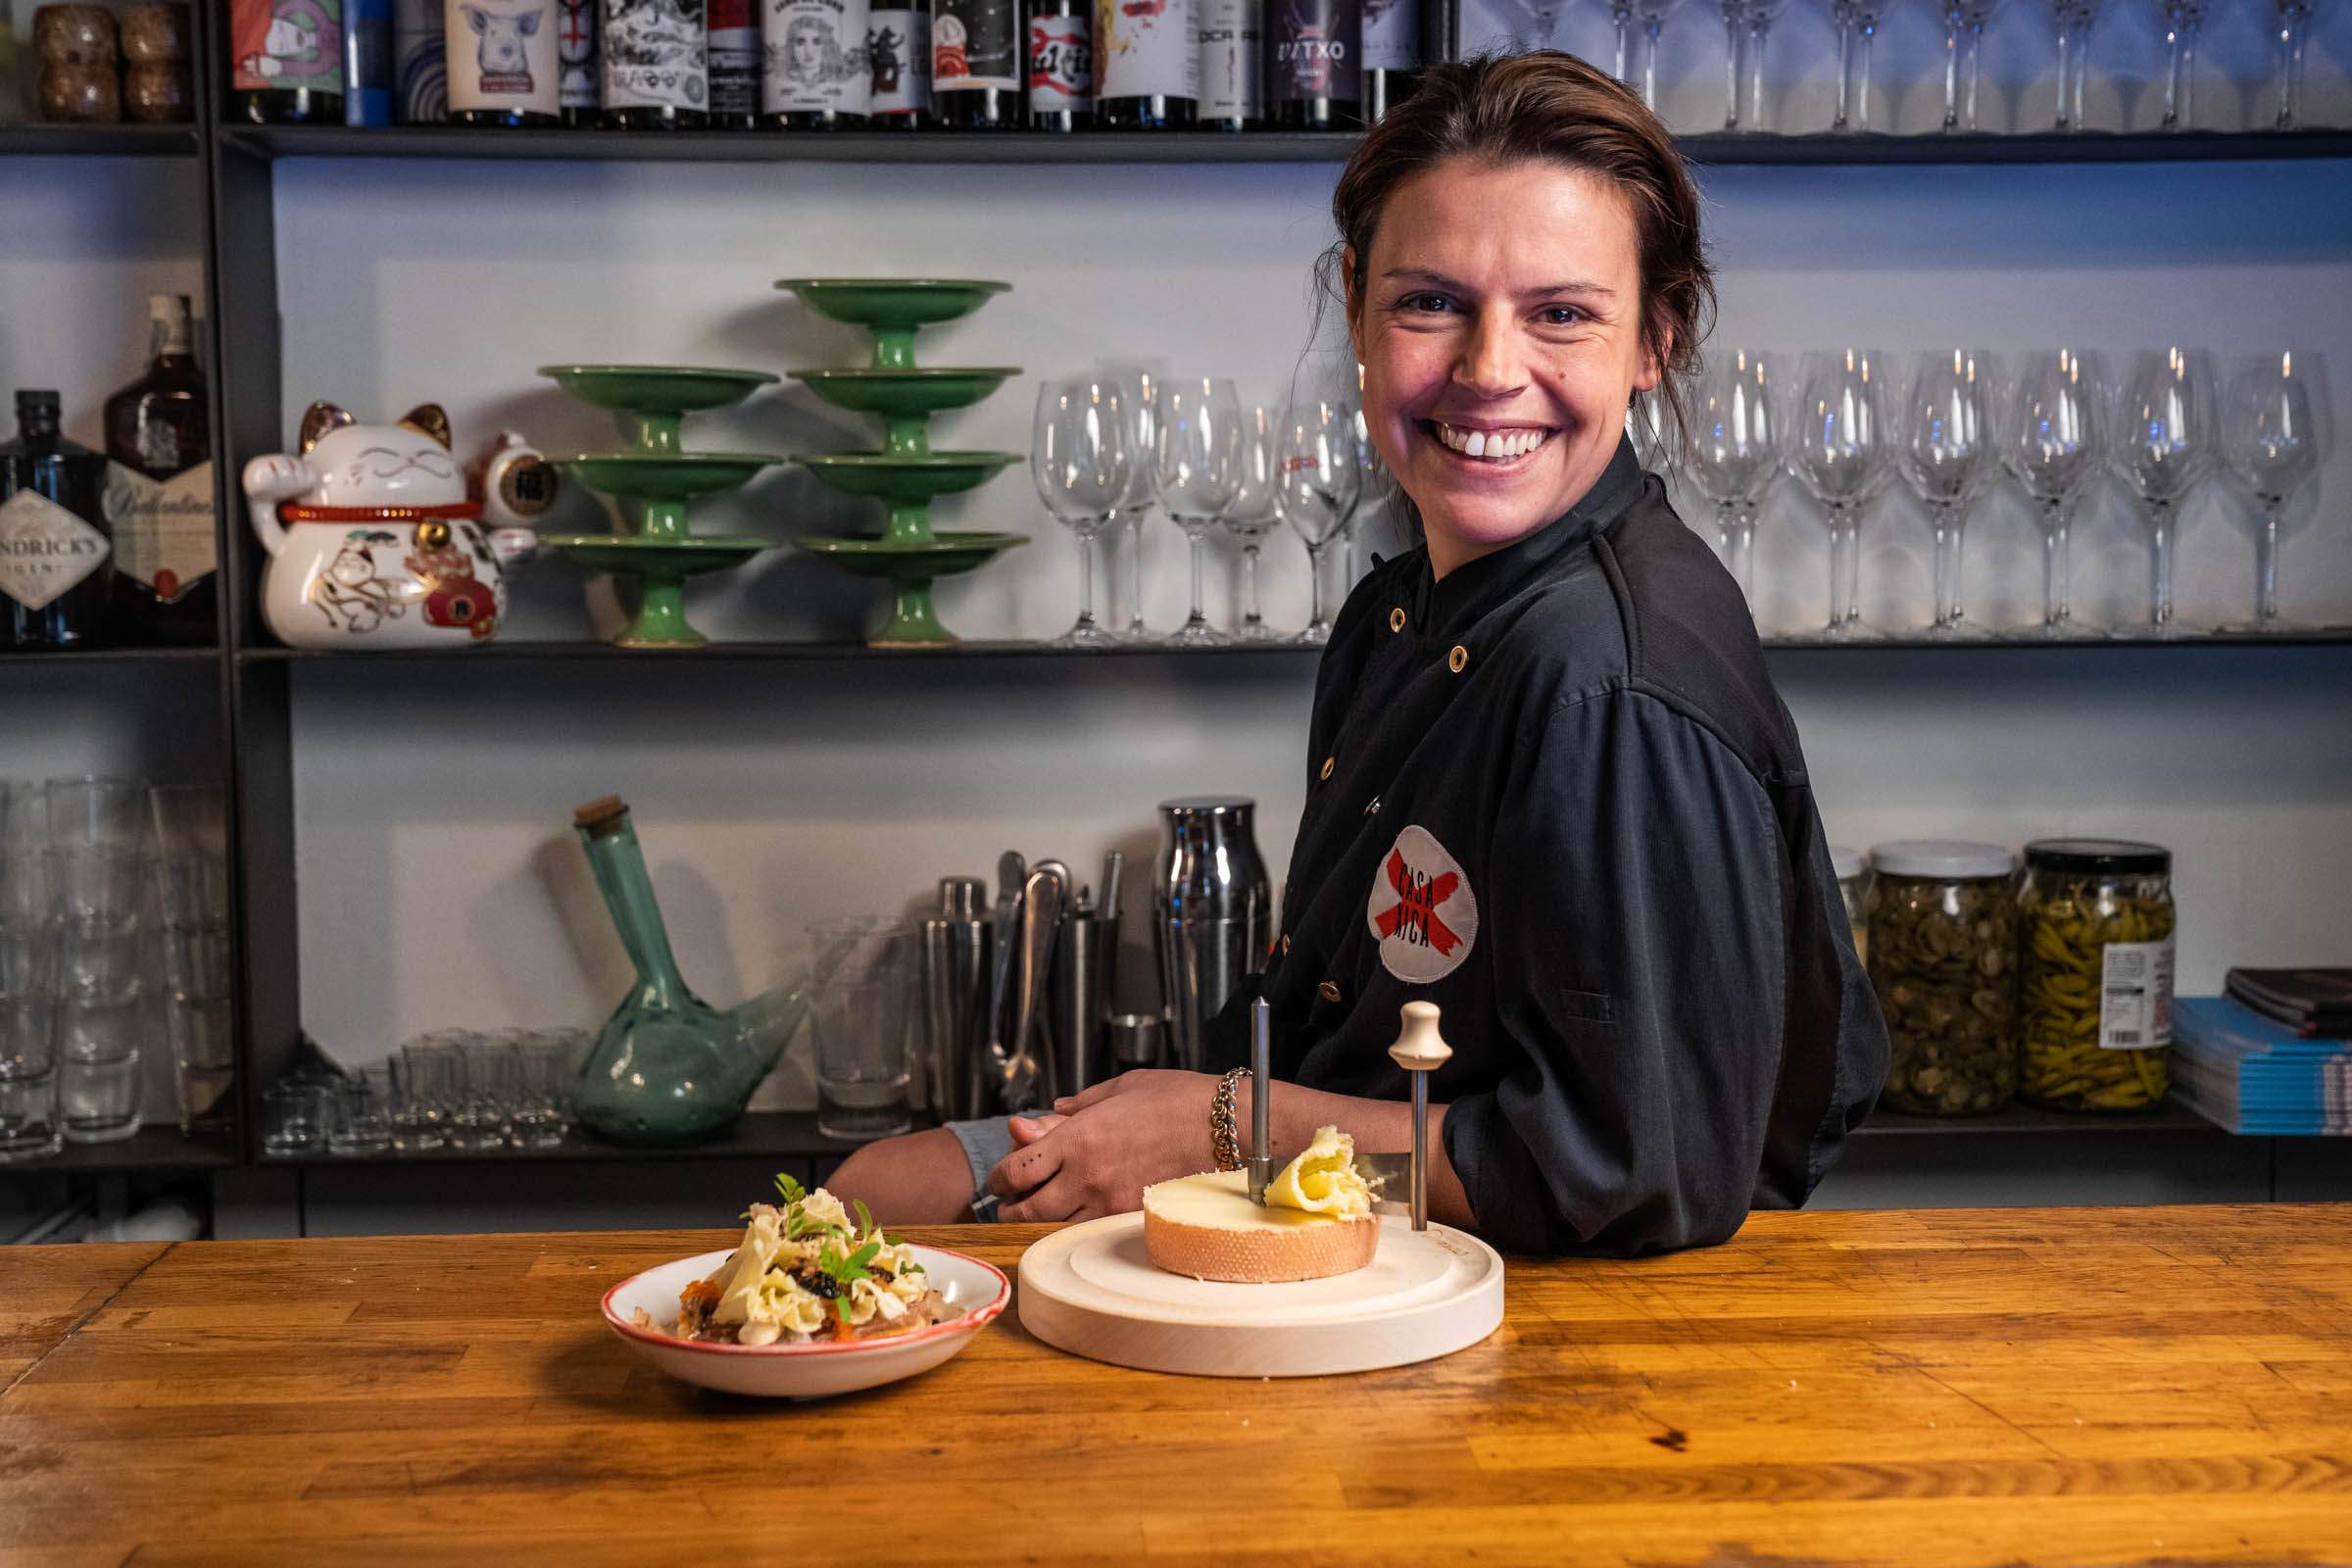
151, 786, 233, 1138
261, 1029, 587, 1158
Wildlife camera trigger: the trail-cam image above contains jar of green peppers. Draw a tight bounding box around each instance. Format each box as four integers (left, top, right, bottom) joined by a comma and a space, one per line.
1867, 841, 2019, 1115
2017, 839, 2177, 1111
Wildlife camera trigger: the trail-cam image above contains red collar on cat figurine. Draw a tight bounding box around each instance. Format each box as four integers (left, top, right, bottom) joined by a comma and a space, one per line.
277, 501, 484, 524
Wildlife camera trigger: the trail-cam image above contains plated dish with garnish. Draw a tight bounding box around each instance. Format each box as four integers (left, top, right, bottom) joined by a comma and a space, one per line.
601, 1176, 1009, 1399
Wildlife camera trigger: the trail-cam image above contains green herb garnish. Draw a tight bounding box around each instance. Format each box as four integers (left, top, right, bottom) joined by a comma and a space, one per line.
774, 1172, 807, 1205
854, 1199, 876, 1238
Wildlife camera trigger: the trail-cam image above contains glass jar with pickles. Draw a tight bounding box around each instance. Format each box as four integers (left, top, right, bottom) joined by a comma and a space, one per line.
1867, 841, 2018, 1115
2017, 839, 2176, 1112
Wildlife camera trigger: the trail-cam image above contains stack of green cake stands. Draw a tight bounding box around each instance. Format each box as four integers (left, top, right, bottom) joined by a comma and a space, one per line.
537, 366, 786, 649
778, 279, 1027, 648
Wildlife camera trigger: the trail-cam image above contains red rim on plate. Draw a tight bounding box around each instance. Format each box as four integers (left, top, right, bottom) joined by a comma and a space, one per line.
600, 1245, 1010, 1358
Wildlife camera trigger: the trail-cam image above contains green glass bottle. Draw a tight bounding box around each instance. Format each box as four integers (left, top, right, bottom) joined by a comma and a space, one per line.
570, 795, 803, 1144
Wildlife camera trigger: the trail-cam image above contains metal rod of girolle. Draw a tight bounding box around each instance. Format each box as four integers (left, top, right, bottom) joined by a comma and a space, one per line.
1410, 1070, 1429, 1231
1248, 994, 1272, 1205
1388, 1002, 1452, 1234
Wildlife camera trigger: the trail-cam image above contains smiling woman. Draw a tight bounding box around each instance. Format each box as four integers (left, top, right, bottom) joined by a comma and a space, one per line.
830, 53, 1888, 1261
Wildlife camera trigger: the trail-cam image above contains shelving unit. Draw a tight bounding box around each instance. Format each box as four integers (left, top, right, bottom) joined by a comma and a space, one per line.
4, 27, 2349, 1214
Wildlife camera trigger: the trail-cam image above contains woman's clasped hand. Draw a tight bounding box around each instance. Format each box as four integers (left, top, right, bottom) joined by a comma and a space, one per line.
983, 1070, 1226, 1224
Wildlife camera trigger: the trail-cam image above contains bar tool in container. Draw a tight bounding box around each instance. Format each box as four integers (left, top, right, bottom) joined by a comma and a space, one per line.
1153, 797, 1271, 1072
920, 875, 989, 1118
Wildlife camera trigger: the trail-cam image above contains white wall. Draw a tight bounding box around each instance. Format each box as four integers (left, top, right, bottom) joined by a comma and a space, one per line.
268, 94, 2352, 1075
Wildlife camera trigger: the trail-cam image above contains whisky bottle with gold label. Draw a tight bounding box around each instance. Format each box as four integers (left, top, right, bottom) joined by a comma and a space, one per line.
103, 294, 217, 646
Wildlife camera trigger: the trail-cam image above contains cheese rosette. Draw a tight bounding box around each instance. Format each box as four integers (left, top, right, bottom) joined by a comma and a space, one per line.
1266, 1125, 1374, 1221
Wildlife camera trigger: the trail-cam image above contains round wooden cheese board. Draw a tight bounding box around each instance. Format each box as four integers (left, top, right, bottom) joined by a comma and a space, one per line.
1017, 1212, 1505, 1378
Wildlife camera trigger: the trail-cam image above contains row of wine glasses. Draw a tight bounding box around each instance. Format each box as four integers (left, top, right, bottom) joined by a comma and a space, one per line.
1032, 376, 1369, 648
1498, 0, 2334, 132
1686, 345, 2328, 638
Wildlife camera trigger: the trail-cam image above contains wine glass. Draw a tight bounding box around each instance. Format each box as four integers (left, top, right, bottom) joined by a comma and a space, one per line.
1500, 0, 1578, 48
2049, 0, 2107, 130
1829, 0, 1886, 131
1788, 348, 1891, 640
1932, 0, 2001, 130
1636, 0, 1688, 109
1032, 378, 1132, 650
2005, 347, 2106, 640
2114, 347, 2212, 637
1105, 367, 1162, 642
2273, 0, 2320, 129
1344, 387, 1386, 595
1223, 405, 1285, 644
1897, 349, 2001, 638
2219, 352, 2327, 633
2157, 0, 2206, 130
1687, 348, 1783, 601
1276, 400, 1363, 647
1724, 0, 1788, 129
1152, 377, 1245, 649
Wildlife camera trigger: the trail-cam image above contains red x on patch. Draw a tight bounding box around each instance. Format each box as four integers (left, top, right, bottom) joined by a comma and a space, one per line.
1372, 849, 1464, 956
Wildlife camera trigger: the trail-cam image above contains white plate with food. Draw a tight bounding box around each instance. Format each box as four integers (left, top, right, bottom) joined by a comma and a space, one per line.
602, 1178, 1010, 1399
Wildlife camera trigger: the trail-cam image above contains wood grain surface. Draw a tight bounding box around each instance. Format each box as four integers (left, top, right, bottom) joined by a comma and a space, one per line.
2, 1204, 2349, 1567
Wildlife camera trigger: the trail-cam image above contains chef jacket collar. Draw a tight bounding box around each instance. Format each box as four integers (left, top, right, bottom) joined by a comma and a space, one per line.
1411, 435, 1646, 635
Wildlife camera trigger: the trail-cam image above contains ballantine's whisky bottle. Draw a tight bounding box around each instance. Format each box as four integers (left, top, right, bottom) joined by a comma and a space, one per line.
104, 294, 217, 646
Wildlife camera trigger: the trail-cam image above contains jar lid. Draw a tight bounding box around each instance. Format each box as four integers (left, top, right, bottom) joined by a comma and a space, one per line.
2024, 838, 2171, 875
1869, 840, 2014, 880
1829, 845, 1865, 881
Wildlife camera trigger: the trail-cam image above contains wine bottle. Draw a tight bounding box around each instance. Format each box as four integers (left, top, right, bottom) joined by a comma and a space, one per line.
1359, 0, 1415, 121
1028, 0, 1090, 129
102, 297, 216, 648
865, 6, 928, 125
229, 0, 348, 122
931, 0, 1018, 128
707, 0, 759, 124
557, 0, 600, 121
600, 0, 708, 126
1, 392, 114, 651
1266, 0, 1356, 128
761, 0, 871, 126
1095, 0, 1196, 127
1196, 0, 1256, 129
446, 0, 561, 125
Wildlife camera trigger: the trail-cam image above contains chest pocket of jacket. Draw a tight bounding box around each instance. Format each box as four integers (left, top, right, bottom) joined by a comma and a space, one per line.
1536, 975, 1622, 1026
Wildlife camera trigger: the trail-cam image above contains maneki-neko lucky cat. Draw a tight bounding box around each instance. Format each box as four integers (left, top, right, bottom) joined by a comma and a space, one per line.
241, 402, 557, 651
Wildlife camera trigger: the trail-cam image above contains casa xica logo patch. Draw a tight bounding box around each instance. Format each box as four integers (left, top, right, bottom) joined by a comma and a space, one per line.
1365, 824, 1479, 985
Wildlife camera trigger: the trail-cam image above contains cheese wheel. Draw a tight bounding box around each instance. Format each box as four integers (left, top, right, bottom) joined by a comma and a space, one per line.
1142, 1170, 1380, 1283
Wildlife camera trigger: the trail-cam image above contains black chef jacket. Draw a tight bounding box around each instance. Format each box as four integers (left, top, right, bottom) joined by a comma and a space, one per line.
1208, 436, 1887, 1258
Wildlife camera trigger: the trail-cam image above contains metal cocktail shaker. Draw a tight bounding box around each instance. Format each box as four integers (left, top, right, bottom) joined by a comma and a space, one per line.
920, 876, 989, 1120
1153, 797, 1272, 1072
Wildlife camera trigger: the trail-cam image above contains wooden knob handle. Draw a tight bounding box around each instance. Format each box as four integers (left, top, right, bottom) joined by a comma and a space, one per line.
1389, 1001, 1452, 1072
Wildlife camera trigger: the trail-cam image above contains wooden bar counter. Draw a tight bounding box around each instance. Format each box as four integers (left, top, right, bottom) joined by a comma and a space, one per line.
4, 1203, 2349, 1566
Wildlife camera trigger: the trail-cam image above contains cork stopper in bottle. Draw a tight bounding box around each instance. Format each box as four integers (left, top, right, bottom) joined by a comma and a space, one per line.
572, 795, 629, 838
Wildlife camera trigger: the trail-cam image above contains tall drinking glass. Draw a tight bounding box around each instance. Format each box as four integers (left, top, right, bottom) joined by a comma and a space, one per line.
1153, 377, 1246, 648
2220, 351, 2327, 633
1688, 348, 1783, 601
810, 918, 914, 1142
2114, 347, 2211, 637
150, 784, 231, 1136
1899, 349, 2001, 638
1032, 378, 1132, 650
1830, 0, 1886, 130
2004, 348, 2105, 639
0, 785, 60, 1163
1788, 349, 1891, 639
1276, 400, 1364, 646
1223, 405, 1286, 643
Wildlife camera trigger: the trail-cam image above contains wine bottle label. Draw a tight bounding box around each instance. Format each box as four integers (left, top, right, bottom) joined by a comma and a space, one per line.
557, 0, 598, 106
602, 0, 707, 108
102, 463, 216, 605
932, 0, 1015, 91
1094, 0, 1196, 102
1361, 0, 1414, 70
231, 0, 348, 95
446, 0, 560, 114
0, 490, 111, 612
709, 0, 760, 113
762, 0, 871, 112
1195, 0, 1254, 118
866, 7, 927, 111
1268, 0, 1356, 102
1029, 11, 1091, 109
395, 0, 452, 120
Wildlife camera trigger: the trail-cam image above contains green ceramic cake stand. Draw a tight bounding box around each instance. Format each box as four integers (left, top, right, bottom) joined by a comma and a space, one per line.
777, 279, 1010, 370
534, 533, 773, 649
538, 365, 779, 453
777, 280, 1028, 648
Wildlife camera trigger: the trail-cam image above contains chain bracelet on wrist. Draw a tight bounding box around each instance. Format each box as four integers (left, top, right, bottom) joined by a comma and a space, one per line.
1210, 1066, 1251, 1171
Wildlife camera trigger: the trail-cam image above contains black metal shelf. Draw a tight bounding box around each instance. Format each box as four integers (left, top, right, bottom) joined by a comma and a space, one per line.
0, 646, 221, 666
219, 122, 2352, 169
0, 1125, 241, 1174
1854, 1099, 2222, 1137
262, 1110, 888, 1167
0, 123, 202, 158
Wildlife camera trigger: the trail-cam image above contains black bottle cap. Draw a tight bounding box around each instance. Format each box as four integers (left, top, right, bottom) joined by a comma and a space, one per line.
16, 389, 61, 414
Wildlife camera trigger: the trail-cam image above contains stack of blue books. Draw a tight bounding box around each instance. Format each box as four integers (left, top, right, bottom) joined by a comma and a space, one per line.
2172, 996, 2352, 1135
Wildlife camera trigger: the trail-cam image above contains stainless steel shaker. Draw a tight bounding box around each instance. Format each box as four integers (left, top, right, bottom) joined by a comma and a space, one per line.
1050, 891, 1115, 1098
1152, 797, 1272, 1072
920, 876, 990, 1120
